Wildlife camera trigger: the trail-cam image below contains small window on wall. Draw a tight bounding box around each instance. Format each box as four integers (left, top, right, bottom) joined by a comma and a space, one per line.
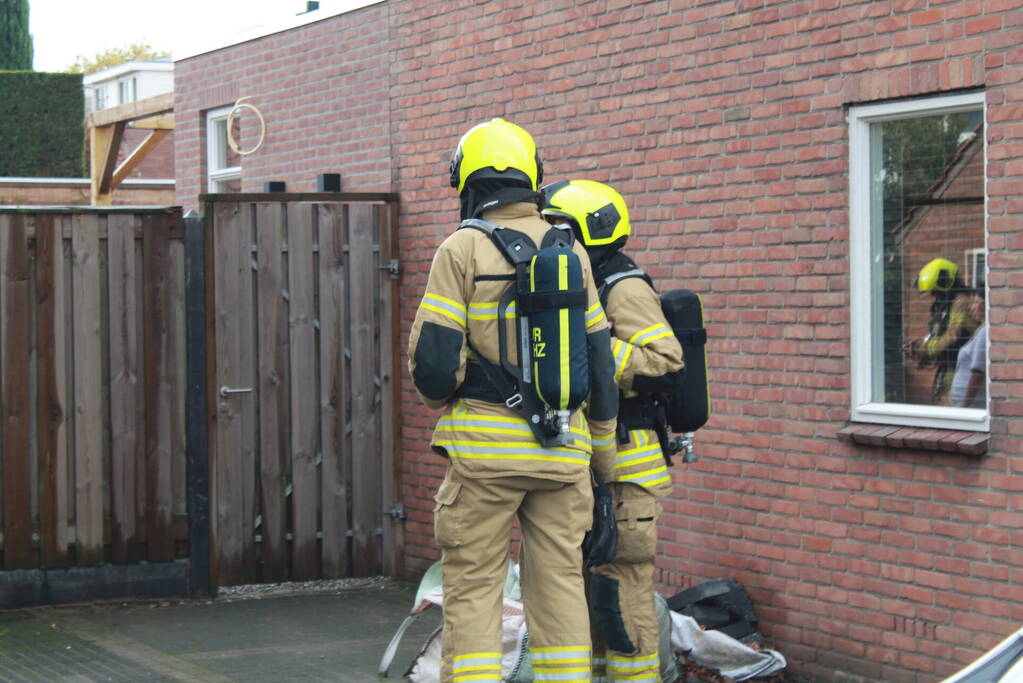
849, 91, 987, 432
206, 106, 242, 193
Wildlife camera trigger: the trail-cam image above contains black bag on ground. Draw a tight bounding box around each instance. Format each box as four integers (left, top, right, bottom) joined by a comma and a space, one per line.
666, 578, 761, 644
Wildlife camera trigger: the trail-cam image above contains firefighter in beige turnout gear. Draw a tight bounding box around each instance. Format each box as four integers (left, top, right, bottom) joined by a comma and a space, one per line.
409, 120, 620, 683
543, 180, 684, 683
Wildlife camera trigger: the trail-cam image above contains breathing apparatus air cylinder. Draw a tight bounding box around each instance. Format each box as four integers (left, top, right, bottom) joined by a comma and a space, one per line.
659, 289, 710, 434
527, 245, 590, 432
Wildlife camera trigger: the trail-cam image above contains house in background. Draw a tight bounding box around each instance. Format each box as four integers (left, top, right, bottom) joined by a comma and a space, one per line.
83, 59, 176, 184
83, 58, 173, 114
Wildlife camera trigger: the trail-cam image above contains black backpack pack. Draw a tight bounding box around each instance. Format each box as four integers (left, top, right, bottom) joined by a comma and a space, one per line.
597, 251, 711, 462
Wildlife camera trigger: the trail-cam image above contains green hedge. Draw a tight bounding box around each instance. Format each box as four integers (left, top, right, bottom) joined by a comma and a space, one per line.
0, 71, 84, 177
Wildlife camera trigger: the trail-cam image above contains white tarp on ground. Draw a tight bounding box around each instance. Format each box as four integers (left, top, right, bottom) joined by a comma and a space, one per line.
381, 562, 787, 682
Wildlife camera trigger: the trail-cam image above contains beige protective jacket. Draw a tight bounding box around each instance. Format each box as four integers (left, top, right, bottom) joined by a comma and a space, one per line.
408, 202, 619, 482
604, 274, 684, 497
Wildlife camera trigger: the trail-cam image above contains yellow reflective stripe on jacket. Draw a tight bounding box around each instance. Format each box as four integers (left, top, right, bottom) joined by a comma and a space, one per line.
609, 429, 670, 489
585, 301, 606, 329
421, 292, 467, 327
468, 300, 516, 320
628, 323, 673, 347
436, 413, 590, 439
614, 442, 662, 469
434, 440, 591, 464
616, 464, 670, 487
612, 338, 634, 382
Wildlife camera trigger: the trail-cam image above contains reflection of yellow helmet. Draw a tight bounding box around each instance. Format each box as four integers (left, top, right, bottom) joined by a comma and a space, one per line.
449, 118, 542, 193
539, 179, 631, 247
917, 258, 959, 292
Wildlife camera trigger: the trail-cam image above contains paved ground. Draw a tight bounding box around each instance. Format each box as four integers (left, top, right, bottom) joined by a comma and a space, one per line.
0, 579, 441, 682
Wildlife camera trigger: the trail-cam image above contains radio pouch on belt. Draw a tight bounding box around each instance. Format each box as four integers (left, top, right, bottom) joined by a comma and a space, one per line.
459, 219, 590, 447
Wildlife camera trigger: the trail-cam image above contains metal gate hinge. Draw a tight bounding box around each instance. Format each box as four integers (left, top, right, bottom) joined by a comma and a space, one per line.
384, 503, 406, 521
378, 259, 400, 278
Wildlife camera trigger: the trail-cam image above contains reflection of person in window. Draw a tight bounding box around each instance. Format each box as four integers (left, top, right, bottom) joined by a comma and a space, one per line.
902, 258, 981, 404
950, 291, 986, 408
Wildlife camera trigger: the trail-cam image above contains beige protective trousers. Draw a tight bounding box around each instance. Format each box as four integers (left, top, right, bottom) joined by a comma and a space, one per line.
434, 467, 594, 683
590, 482, 662, 682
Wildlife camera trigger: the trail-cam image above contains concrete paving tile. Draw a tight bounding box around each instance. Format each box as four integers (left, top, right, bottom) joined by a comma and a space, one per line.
5, 581, 441, 682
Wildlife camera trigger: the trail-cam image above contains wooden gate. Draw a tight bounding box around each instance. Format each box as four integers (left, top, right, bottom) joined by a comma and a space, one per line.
0, 207, 186, 572
203, 193, 401, 587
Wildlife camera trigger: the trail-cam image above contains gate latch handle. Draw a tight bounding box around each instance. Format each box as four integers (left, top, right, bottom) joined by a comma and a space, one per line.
220, 385, 253, 398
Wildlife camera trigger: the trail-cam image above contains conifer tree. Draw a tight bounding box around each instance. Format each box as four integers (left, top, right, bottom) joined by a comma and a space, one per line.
0, 0, 33, 70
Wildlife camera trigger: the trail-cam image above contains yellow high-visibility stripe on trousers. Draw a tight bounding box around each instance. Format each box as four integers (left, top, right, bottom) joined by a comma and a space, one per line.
607, 652, 659, 682
532, 646, 593, 682
451, 651, 502, 682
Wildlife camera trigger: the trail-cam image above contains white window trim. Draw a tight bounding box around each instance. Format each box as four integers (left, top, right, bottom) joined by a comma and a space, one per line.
848, 91, 988, 432
206, 105, 242, 193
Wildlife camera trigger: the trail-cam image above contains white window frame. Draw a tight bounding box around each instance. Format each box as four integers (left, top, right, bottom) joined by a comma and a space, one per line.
848, 91, 987, 432
965, 247, 986, 289
206, 106, 242, 193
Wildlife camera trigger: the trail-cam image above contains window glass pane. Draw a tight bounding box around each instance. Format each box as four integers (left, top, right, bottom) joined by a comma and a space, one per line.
211, 118, 228, 170
226, 114, 243, 168
872, 110, 985, 407
210, 116, 243, 171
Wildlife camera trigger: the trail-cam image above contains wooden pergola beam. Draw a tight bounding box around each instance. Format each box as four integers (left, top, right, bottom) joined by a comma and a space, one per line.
88, 93, 174, 205
87, 92, 174, 128
130, 113, 175, 130
90, 121, 126, 205
111, 129, 171, 188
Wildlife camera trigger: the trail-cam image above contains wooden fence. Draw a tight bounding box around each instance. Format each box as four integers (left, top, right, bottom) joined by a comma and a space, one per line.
203, 194, 401, 587
0, 207, 186, 571
0, 196, 400, 599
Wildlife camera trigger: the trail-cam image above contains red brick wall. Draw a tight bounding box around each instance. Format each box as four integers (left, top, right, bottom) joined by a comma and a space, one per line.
0, 179, 174, 205
118, 128, 176, 179
173, 6, 391, 209
173, 2, 1023, 680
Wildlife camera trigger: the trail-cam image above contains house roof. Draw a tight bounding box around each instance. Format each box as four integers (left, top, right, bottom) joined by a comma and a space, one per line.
173, 0, 383, 62
82, 60, 173, 86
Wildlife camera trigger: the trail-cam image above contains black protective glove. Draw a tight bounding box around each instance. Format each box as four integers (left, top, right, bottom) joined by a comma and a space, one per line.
582, 473, 618, 568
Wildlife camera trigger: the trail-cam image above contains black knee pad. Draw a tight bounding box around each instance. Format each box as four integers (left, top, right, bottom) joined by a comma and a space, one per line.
589, 574, 636, 654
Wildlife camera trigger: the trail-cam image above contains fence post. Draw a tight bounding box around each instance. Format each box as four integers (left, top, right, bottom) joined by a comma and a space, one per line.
184, 210, 211, 597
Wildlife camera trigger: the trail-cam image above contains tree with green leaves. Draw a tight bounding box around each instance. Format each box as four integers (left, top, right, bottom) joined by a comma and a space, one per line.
66, 42, 169, 75
0, 0, 33, 70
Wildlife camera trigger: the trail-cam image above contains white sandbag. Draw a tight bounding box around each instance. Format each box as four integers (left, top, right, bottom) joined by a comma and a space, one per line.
669, 609, 786, 680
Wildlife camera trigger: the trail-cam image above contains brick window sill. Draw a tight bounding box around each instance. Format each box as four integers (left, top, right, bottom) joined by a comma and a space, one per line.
837, 424, 988, 455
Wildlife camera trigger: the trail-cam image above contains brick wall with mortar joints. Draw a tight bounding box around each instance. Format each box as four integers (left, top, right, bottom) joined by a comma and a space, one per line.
172, 1, 1023, 680
388, 2, 1023, 682
173, 6, 391, 209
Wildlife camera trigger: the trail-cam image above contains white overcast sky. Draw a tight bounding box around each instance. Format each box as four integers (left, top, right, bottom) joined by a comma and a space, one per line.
30, 0, 315, 72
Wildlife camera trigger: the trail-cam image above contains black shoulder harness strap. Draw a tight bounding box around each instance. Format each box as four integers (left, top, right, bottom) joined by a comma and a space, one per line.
596, 251, 654, 307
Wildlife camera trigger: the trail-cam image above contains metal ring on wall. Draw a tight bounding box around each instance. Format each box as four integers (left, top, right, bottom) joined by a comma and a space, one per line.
226, 96, 266, 156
